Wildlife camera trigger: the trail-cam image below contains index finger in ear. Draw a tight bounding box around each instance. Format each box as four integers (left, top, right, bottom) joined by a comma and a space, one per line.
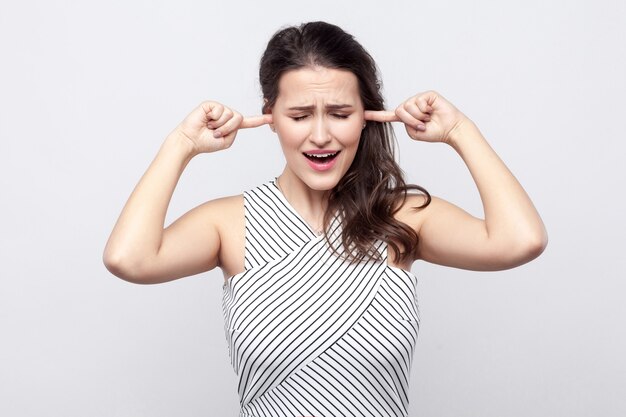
364, 110, 399, 123
240, 114, 273, 129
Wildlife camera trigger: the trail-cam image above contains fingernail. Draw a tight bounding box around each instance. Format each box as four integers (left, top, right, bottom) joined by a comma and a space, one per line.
416, 124, 425, 131
213, 130, 222, 138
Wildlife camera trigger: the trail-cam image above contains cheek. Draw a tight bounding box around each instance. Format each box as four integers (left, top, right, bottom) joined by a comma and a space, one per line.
330, 120, 362, 147
275, 122, 307, 147
275, 130, 298, 150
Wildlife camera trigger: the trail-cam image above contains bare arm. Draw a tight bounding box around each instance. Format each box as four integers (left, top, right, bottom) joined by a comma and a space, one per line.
103, 102, 271, 284
415, 121, 547, 270
367, 91, 548, 271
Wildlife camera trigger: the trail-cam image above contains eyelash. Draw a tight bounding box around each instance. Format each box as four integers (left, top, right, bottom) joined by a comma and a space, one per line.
291, 114, 349, 121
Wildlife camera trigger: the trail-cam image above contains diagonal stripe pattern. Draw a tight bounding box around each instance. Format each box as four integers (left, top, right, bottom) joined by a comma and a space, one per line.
223, 180, 420, 417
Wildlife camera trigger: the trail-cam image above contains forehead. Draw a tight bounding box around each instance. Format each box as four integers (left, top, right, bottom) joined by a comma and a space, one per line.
276, 66, 361, 107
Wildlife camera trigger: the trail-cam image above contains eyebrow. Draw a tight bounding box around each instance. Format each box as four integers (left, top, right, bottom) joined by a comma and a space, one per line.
287, 104, 354, 111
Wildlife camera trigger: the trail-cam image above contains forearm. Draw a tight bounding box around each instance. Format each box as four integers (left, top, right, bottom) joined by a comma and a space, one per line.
448, 120, 548, 251
103, 133, 195, 276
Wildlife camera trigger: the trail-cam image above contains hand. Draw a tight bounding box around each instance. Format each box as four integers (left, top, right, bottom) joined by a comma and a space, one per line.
173, 101, 273, 155
364, 91, 469, 145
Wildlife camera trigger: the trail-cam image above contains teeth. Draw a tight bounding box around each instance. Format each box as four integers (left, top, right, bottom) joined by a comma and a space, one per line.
305, 152, 337, 158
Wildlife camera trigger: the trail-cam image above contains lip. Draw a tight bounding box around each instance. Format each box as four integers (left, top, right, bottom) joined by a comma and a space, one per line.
303, 149, 340, 155
302, 150, 341, 172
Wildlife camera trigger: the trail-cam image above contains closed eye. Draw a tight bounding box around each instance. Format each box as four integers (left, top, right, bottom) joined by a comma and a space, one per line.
291, 114, 350, 121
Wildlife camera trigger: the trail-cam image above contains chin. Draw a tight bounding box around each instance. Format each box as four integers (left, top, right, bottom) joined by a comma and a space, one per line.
299, 172, 344, 192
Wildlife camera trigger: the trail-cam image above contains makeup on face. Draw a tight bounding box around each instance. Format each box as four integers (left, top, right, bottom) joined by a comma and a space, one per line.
271, 66, 365, 192
302, 149, 341, 171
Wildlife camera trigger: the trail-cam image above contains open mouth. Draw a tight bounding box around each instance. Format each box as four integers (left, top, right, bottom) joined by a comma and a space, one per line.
302, 151, 341, 164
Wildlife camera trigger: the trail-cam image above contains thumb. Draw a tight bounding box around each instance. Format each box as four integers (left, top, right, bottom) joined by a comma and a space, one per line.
241, 114, 273, 129
364, 110, 399, 123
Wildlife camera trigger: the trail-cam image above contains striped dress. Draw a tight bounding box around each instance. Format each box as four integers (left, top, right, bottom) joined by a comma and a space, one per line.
222, 180, 420, 417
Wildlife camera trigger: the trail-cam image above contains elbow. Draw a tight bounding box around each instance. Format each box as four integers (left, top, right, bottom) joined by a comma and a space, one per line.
483, 228, 548, 271
508, 229, 549, 268
102, 250, 153, 285
522, 233, 548, 263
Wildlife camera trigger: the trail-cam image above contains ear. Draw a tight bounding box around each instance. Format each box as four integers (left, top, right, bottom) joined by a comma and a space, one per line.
263, 98, 276, 132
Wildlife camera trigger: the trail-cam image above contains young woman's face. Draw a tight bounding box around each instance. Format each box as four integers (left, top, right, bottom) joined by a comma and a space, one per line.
270, 66, 365, 192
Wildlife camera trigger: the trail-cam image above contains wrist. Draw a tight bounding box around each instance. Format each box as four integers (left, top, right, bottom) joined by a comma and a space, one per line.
446, 118, 481, 150
164, 130, 198, 163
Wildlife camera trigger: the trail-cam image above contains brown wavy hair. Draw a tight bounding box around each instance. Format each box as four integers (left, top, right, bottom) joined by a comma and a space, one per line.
259, 21, 431, 263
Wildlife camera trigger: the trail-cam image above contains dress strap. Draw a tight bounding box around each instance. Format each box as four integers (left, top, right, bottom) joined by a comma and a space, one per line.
243, 181, 319, 270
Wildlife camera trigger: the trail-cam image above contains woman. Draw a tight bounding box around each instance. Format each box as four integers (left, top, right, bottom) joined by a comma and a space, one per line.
104, 21, 547, 417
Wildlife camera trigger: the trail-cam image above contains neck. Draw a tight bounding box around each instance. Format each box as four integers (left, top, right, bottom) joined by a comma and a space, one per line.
276, 169, 330, 233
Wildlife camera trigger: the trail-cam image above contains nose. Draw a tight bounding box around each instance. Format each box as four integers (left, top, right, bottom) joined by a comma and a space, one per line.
308, 116, 332, 147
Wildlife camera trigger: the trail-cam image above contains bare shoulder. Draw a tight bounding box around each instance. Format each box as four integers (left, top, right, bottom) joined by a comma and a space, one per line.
393, 192, 440, 233
200, 194, 243, 215
180, 192, 243, 238
185, 193, 241, 220
164, 193, 243, 242
190, 194, 244, 242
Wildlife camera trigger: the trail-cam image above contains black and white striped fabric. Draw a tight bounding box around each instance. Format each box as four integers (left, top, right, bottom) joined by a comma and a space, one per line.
222, 180, 420, 417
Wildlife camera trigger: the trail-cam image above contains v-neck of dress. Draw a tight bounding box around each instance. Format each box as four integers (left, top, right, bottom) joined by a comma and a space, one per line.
270, 178, 325, 238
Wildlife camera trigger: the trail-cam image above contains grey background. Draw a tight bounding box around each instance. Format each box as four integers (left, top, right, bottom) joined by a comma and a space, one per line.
1, 0, 625, 416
